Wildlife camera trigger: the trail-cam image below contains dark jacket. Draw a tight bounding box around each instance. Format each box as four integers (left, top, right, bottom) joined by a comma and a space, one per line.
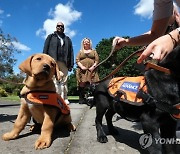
43, 32, 74, 70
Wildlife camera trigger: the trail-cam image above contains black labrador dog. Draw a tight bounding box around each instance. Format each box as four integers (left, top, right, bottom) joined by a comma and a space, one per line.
93, 46, 180, 154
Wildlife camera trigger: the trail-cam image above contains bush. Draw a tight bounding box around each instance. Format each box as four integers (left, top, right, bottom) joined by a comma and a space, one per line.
68, 68, 78, 96
0, 87, 8, 97
12, 88, 21, 96
0, 83, 23, 96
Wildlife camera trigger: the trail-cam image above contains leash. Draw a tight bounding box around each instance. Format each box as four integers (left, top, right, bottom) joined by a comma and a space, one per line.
91, 46, 146, 84
93, 39, 118, 71
0, 77, 24, 85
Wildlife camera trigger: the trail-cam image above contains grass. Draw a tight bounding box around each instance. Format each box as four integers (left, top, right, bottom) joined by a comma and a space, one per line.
0, 95, 79, 101
0, 95, 20, 101
68, 96, 79, 100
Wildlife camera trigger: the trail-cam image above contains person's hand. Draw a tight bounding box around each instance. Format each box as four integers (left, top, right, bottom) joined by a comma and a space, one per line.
55, 70, 64, 81
89, 66, 95, 72
137, 34, 174, 64
81, 65, 87, 70
112, 36, 127, 50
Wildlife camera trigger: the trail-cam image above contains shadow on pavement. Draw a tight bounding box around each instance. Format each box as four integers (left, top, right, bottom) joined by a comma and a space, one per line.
113, 126, 148, 154
0, 114, 17, 122
16, 126, 71, 142
101, 124, 148, 154
0, 104, 20, 107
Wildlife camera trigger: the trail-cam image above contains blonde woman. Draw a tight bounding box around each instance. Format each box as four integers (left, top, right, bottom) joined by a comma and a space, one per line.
76, 38, 99, 104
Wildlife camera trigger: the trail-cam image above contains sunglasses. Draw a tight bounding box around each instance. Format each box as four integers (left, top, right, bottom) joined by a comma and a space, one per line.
56, 25, 64, 28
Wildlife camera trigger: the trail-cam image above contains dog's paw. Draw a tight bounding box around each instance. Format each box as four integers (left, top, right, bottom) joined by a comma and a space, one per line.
2, 132, 18, 141
97, 135, 108, 143
35, 136, 51, 150
67, 123, 76, 132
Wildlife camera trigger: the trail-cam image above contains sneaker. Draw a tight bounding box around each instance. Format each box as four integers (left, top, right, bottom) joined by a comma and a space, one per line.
64, 99, 70, 105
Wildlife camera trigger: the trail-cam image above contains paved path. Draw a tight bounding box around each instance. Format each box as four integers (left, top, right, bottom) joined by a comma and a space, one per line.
0, 99, 179, 154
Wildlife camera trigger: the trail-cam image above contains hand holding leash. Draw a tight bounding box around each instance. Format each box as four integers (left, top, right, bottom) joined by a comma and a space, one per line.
113, 36, 127, 51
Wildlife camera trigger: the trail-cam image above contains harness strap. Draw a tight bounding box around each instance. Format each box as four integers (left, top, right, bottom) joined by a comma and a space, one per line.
137, 90, 156, 107
145, 62, 171, 74
137, 90, 180, 117
156, 101, 180, 115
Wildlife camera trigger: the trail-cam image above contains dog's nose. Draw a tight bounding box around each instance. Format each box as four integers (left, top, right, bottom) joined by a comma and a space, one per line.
43, 64, 50, 70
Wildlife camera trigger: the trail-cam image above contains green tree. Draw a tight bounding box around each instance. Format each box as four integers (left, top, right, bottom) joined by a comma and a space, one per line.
67, 68, 78, 96
1, 73, 24, 95
0, 29, 20, 78
0, 29, 23, 96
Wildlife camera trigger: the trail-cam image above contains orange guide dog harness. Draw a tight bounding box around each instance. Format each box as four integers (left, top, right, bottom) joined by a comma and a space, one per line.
108, 76, 180, 119
108, 76, 147, 105
23, 91, 70, 115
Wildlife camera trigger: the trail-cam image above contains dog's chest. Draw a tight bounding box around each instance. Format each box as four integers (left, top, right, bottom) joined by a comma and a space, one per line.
27, 102, 34, 109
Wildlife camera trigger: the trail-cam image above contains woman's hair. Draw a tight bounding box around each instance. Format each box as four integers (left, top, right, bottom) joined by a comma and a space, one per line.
80, 38, 93, 51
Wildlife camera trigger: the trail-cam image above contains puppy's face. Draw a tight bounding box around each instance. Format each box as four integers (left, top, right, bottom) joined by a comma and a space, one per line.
31, 54, 56, 81
19, 54, 61, 83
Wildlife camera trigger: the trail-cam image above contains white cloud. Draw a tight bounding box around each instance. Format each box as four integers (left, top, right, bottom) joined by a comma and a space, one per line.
36, 2, 82, 39
6, 14, 11, 17
0, 9, 11, 26
0, 9, 4, 14
12, 41, 31, 51
134, 0, 154, 19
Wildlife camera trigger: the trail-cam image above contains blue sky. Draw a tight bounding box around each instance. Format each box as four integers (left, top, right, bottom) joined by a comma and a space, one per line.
0, 0, 154, 74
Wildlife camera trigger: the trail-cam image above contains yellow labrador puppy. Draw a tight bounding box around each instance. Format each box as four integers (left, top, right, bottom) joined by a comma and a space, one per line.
2, 53, 75, 149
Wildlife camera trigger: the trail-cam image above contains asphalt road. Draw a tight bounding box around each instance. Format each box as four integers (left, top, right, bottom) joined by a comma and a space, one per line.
0, 99, 179, 154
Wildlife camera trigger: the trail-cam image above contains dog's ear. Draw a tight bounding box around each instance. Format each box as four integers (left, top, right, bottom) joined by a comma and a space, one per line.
19, 55, 34, 76
55, 63, 62, 80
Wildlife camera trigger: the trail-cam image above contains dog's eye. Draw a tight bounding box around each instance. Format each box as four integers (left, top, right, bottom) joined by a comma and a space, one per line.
51, 62, 55, 67
36, 57, 41, 61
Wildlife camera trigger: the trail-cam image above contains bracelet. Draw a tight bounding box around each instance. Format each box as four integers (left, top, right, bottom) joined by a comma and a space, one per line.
168, 33, 177, 48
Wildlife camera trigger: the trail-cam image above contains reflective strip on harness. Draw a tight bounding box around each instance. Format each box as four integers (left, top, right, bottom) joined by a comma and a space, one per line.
25, 92, 70, 115
108, 76, 147, 105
